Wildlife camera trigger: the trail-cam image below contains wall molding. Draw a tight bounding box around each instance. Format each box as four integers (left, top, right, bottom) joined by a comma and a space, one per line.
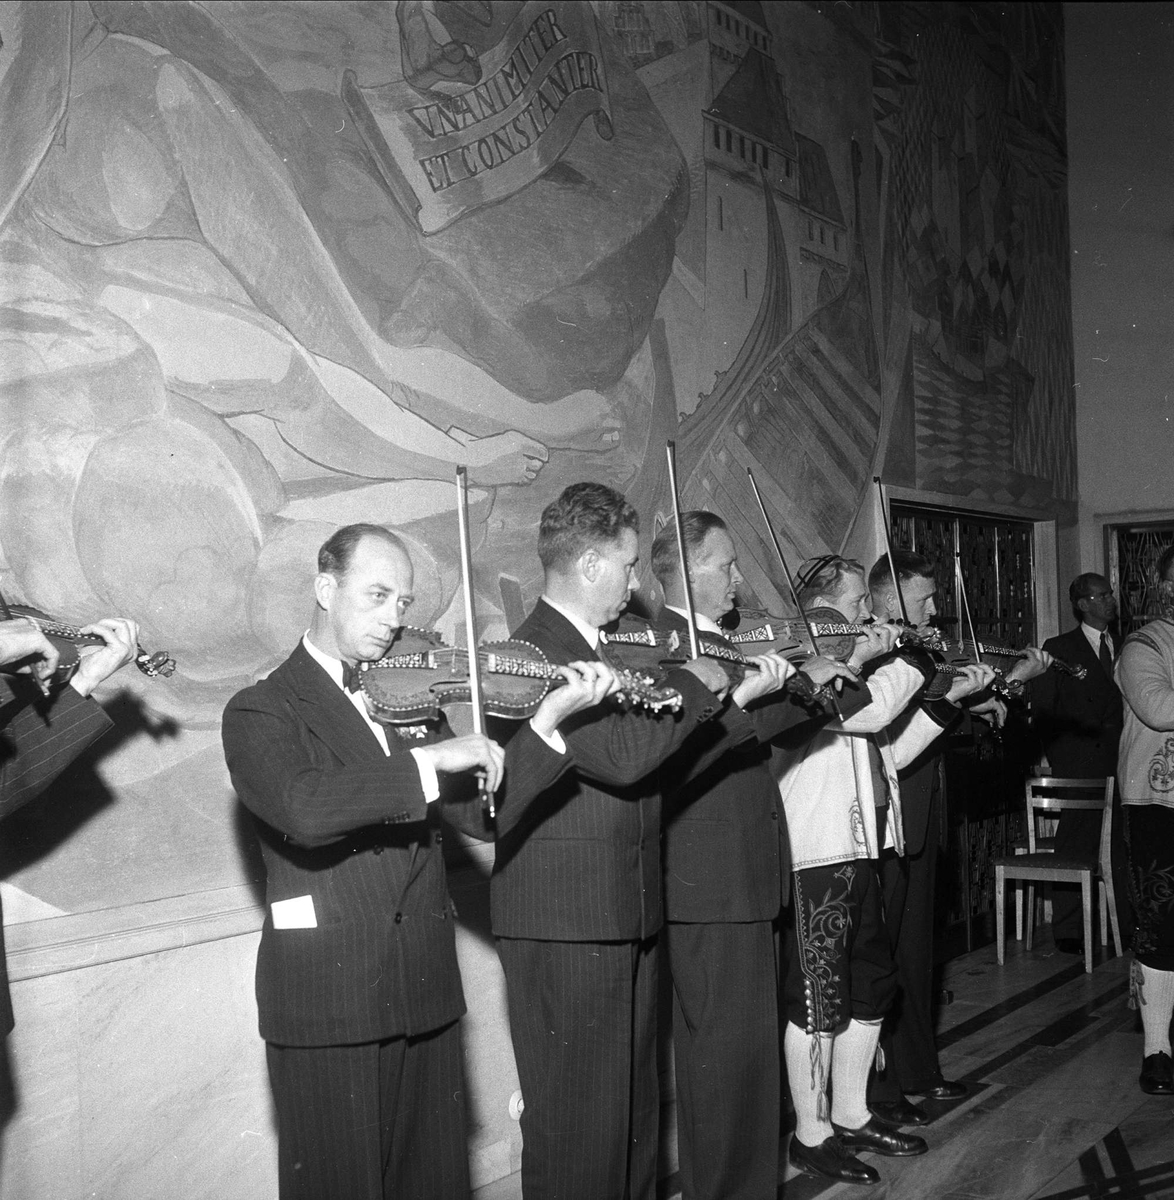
6, 886, 264, 982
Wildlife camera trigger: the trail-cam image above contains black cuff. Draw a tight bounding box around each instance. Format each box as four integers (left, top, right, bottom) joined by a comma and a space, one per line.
921, 696, 963, 730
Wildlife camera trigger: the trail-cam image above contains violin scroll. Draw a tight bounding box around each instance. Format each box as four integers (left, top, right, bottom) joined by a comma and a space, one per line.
5, 604, 176, 682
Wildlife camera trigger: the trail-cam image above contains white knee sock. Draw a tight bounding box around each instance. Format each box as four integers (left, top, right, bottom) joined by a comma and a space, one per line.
1140, 964, 1174, 1058
830, 1018, 882, 1130
784, 1021, 833, 1147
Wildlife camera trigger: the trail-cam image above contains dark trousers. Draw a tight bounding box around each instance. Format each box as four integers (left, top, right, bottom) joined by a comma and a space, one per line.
663, 919, 779, 1200
497, 935, 659, 1200
872, 838, 942, 1101
265, 1020, 470, 1200
1124, 804, 1174, 971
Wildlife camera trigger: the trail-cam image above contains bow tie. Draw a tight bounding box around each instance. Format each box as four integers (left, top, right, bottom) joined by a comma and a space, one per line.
341, 661, 364, 693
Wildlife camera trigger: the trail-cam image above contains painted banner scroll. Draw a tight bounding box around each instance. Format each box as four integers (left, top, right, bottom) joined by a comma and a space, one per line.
344, 1, 613, 235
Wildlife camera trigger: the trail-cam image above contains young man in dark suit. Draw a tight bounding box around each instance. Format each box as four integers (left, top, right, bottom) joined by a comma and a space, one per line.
867, 552, 1049, 1126
651, 513, 875, 1200
490, 483, 730, 1200
222, 523, 614, 1200
0, 614, 141, 1037
1032, 573, 1126, 953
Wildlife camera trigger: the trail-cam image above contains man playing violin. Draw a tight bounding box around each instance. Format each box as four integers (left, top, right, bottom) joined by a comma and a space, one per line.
221, 523, 616, 1200
0, 613, 142, 1039
650, 512, 876, 1200
775, 554, 998, 1187
488, 483, 731, 1200
865, 551, 1051, 1128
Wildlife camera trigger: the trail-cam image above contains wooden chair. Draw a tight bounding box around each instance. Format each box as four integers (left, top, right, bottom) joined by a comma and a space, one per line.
994, 777, 1123, 975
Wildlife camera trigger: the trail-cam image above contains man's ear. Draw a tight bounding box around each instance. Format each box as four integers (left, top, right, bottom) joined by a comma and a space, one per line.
313, 572, 336, 611
581, 548, 600, 583
1159, 579, 1174, 608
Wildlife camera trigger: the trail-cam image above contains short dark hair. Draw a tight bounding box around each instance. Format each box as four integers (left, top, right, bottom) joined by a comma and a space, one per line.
796, 554, 865, 607
1069, 572, 1108, 607
869, 549, 934, 593
1159, 546, 1174, 584
537, 482, 639, 570
650, 511, 728, 587
317, 524, 407, 577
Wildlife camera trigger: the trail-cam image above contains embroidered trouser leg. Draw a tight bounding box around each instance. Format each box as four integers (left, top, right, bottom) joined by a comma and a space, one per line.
782, 859, 897, 1035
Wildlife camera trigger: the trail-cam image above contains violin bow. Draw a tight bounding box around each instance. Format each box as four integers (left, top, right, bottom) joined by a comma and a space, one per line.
455, 465, 495, 819
954, 553, 982, 663
874, 476, 911, 627
665, 441, 703, 661
746, 466, 841, 715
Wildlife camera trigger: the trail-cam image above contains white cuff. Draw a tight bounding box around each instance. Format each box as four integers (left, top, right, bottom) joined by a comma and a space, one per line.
409, 747, 441, 803
528, 720, 567, 756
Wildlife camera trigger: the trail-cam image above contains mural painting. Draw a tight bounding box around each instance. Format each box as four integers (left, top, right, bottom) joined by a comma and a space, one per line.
0, 0, 1073, 1187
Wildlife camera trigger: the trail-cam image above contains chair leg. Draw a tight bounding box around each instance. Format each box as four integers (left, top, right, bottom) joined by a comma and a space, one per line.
1099, 882, 1108, 947
1103, 872, 1124, 959
1082, 874, 1093, 974
1015, 882, 1024, 940
1025, 884, 1035, 950
996, 867, 1006, 965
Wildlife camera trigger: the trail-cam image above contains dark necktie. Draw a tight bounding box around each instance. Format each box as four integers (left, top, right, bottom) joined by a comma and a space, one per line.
1099, 632, 1113, 679
341, 661, 363, 693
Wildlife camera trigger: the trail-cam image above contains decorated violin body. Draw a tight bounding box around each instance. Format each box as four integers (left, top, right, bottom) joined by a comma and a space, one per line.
358, 626, 682, 725
5, 603, 176, 680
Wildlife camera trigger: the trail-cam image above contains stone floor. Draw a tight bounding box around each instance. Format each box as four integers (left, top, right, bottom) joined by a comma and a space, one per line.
776, 930, 1172, 1200
476, 928, 1174, 1200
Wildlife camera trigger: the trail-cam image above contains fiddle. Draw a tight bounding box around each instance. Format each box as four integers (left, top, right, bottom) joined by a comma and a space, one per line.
3, 603, 176, 680
950, 636, 1085, 681
600, 621, 757, 685
358, 626, 683, 726
724, 607, 943, 662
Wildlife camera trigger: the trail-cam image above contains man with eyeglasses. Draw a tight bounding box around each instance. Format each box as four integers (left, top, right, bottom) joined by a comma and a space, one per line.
1032, 573, 1127, 955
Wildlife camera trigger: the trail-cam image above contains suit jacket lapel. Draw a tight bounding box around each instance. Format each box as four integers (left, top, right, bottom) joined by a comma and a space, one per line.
279, 643, 392, 765
526, 599, 599, 663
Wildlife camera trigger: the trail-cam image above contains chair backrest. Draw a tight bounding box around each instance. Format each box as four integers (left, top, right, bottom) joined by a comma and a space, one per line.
1024, 776, 1113, 869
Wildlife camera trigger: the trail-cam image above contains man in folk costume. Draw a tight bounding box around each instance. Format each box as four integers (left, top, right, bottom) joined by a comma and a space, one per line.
774, 555, 995, 1186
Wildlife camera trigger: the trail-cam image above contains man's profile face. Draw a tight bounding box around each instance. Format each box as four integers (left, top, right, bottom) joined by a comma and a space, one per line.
689, 528, 742, 622
588, 527, 639, 627
890, 575, 937, 629
824, 570, 871, 624
322, 535, 415, 663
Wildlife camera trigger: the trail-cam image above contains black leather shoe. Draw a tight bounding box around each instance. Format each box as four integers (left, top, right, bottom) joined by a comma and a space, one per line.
1139, 1051, 1174, 1095
1055, 937, 1083, 955
789, 1134, 880, 1185
833, 1117, 928, 1157
910, 1077, 968, 1101
870, 1098, 930, 1127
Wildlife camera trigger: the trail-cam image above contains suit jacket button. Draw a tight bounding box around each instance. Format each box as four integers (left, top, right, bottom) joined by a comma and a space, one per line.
373, 845, 384, 855
394, 912, 403, 924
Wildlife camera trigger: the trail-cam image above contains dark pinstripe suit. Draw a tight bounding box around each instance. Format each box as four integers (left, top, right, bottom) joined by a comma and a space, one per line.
657, 610, 874, 1199
490, 600, 727, 1200
656, 610, 839, 1200
0, 676, 113, 1035
222, 642, 570, 1200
